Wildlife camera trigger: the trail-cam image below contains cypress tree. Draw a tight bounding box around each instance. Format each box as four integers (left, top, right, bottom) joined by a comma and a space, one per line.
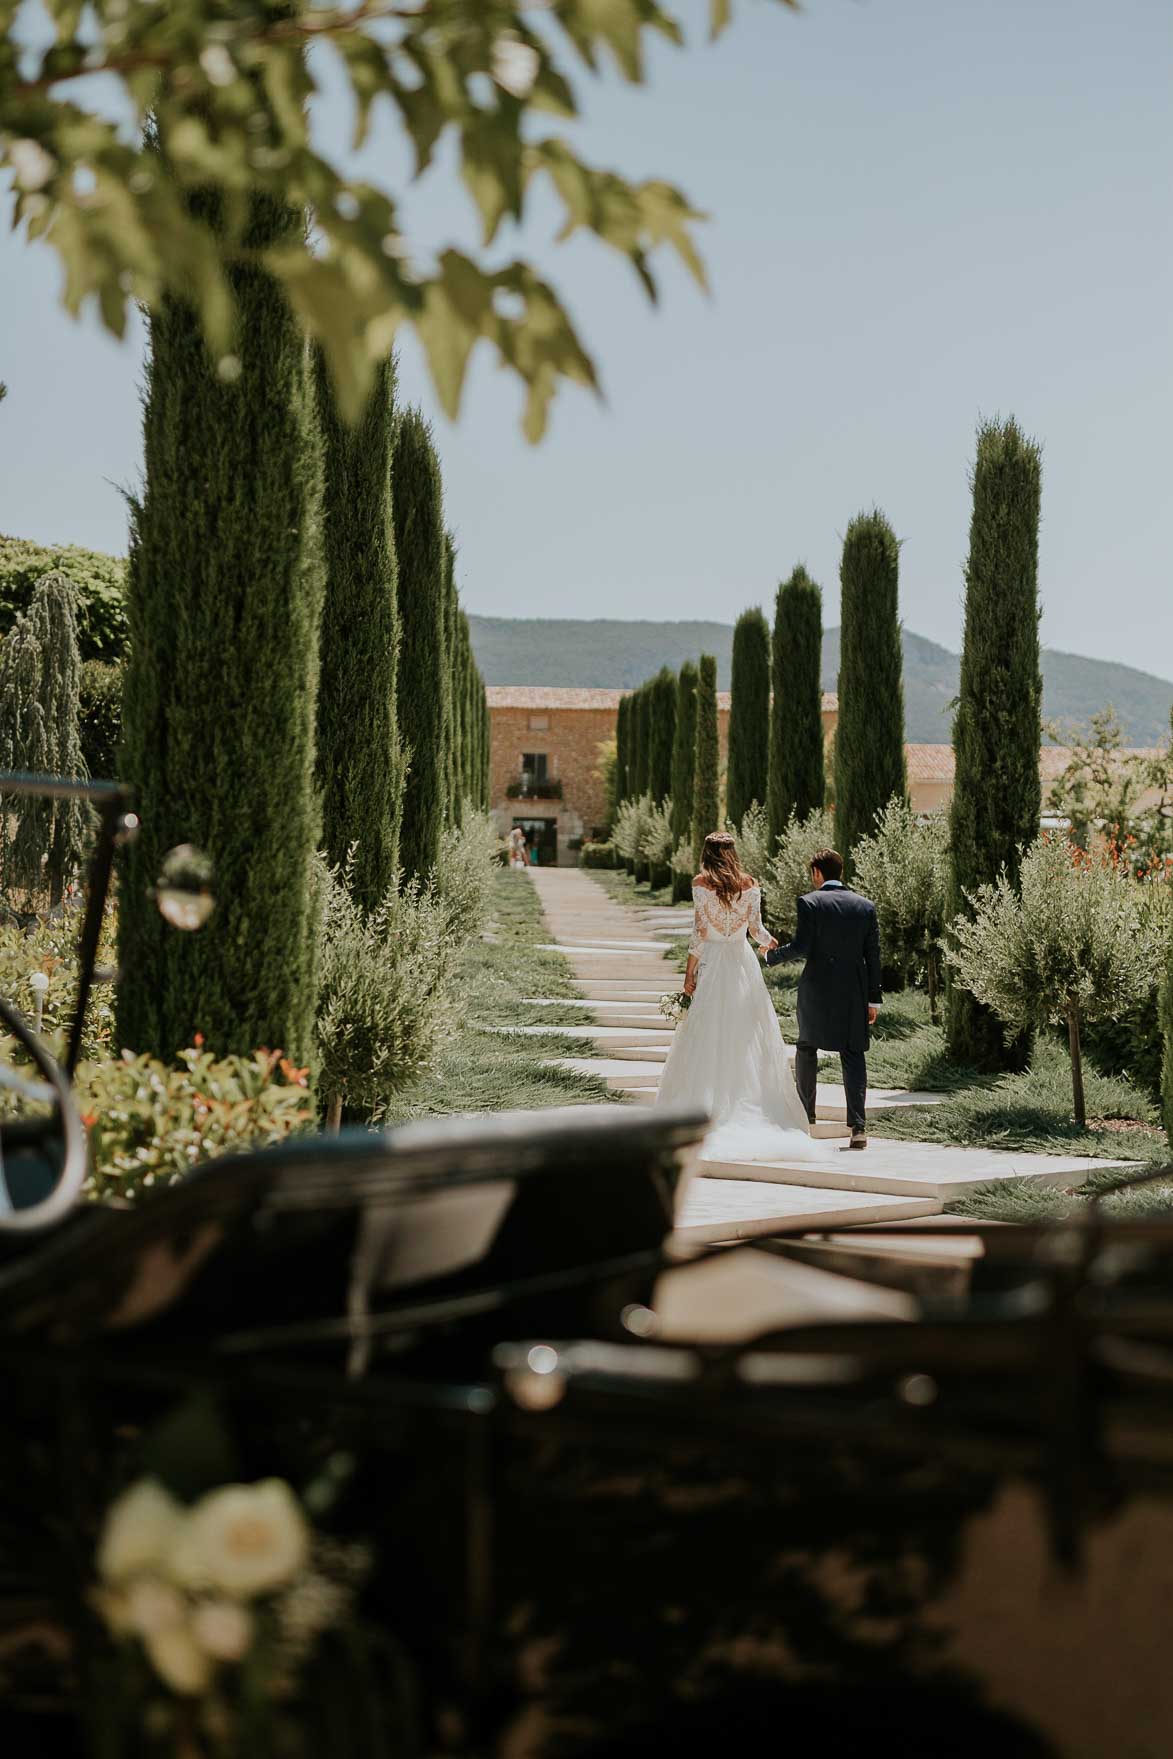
314, 348, 403, 910
725, 607, 770, 828
670, 660, 698, 901
0, 570, 88, 904
616, 692, 631, 804
391, 409, 447, 881
632, 684, 650, 797
691, 653, 720, 871
946, 417, 1043, 1071
768, 565, 825, 846
649, 666, 676, 803
118, 186, 325, 1064
834, 511, 907, 868
441, 532, 459, 823
670, 660, 698, 846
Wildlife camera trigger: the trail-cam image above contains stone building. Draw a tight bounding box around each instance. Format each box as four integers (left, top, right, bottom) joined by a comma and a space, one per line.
487, 686, 839, 866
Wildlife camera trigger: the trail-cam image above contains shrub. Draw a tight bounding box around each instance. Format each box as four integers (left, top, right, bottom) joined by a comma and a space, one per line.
79, 658, 124, 781
766, 806, 838, 938
852, 799, 949, 1019
433, 808, 503, 945
945, 835, 1162, 1126
0, 533, 128, 662
580, 841, 619, 869
316, 857, 453, 1125
81, 1044, 314, 1203
727, 802, 771, 893
613, 795, 654, 868
640, 797, 675, 886
0, 908, 116, 1065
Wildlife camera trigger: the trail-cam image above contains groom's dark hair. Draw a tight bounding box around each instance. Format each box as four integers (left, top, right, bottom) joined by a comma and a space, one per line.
810, 848, 844, 882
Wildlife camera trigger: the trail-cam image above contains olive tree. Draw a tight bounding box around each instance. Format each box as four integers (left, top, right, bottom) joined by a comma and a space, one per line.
944, 835, 1163, 1126
765, 806, 837, 939
852, 799, 949, 1021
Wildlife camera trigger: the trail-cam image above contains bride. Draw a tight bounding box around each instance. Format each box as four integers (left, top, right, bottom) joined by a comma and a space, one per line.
655, 831, 828, 1164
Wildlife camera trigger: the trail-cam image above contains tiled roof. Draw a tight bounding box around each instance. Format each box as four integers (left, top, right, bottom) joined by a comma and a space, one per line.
904, 743, 1160, 783
487, 686, 839, 712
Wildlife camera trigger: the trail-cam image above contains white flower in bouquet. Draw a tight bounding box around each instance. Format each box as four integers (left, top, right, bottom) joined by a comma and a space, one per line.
658, 991, 691, 1026
189, 1597, 254, 1662
126, 1577, 186, 1636
144, 1625, 213, 1697
97, 1479, 186, 1585
169, 1480, 309, 1598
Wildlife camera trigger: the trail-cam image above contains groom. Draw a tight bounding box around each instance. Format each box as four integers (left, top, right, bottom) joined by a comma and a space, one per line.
764, 848, 882, 1150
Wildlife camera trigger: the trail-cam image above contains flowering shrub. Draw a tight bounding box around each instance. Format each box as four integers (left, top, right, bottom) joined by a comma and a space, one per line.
80, 1044, 314, 1202
0, 906, 117, 1071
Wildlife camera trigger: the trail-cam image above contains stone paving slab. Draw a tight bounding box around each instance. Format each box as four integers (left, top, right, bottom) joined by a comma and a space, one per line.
814, 1085, 947, 1121
674, 1177, 941, 1244
490, 1023, 673, 1048
574, 985, 672, 1002
649, 1247, 916, 1340
552, 1057, 666, 1090
698, 1138, 1128, 1200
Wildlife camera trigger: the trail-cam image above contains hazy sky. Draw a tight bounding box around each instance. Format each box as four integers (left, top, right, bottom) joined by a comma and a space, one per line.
2, 0, 1169, 673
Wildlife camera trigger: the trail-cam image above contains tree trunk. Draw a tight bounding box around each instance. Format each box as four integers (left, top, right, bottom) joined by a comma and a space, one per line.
1067, 1004, 1086, 1128
927, 952, 939, 1026
326, 1091, 343, 1133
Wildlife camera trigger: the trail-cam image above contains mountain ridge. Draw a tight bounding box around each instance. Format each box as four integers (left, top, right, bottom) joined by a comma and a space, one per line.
467, 617, 1173, 747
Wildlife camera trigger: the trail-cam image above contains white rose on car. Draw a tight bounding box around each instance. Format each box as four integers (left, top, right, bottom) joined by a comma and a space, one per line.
169, 1480, 309, 1598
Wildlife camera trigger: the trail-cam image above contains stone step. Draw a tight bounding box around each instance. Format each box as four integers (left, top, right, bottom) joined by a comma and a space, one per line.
521, 1000, 670, 1028
489, 1024, 673, 1050
673, 1177, 941, 1245
648, 1246, 917, 1342
698, 1138, 1129, 1201
573, 984, 672, 1001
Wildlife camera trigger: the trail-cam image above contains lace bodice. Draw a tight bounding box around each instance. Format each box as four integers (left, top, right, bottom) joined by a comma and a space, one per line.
688, 883, 772, 956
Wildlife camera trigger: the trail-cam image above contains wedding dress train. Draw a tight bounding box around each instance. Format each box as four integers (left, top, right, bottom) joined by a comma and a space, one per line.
655, 883, 830, 1164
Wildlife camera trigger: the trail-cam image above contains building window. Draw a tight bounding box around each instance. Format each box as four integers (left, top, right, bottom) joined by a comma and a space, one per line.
527, 713, 549, 731
521, 752, 549, 783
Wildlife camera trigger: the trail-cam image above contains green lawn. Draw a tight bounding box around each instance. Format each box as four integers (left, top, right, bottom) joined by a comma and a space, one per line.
381, 869, 617, 1124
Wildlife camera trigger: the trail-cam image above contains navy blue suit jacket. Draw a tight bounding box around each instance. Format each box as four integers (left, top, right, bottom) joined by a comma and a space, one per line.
765, 882, 882, 1053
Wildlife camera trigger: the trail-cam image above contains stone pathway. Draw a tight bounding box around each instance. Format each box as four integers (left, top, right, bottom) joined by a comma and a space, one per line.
526, 867, 1126, 1251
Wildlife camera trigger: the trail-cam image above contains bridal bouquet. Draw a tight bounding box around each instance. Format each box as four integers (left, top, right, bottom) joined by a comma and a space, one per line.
91, 1474, 371, 1751
659, 990, 692, 1025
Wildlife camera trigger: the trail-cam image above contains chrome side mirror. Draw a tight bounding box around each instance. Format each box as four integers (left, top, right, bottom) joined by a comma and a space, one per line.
155, 845, 215, 931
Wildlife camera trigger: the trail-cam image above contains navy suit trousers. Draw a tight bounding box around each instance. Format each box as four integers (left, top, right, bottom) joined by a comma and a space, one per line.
794, 1042, 867, 1134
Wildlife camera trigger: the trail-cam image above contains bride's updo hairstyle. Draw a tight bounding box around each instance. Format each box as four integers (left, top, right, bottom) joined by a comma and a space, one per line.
699, 831, 753, 906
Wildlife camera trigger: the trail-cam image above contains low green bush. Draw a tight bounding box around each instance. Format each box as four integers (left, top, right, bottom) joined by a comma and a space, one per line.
580, 841, 618, 869
0, 534, 128, 662
79, 658, 124, 780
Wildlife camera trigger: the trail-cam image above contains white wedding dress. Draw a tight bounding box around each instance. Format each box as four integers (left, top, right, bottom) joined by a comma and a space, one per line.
655, 882, 830, 1164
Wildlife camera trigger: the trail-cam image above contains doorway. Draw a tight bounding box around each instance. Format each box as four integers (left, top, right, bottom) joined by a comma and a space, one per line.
512, 817, 557, 867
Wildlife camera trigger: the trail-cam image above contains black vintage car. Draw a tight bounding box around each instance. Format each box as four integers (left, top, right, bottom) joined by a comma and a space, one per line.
3, 774, 1173, 1759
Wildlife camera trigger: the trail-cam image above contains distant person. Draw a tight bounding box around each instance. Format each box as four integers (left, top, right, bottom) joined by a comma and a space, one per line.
508, 827, 527, 870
